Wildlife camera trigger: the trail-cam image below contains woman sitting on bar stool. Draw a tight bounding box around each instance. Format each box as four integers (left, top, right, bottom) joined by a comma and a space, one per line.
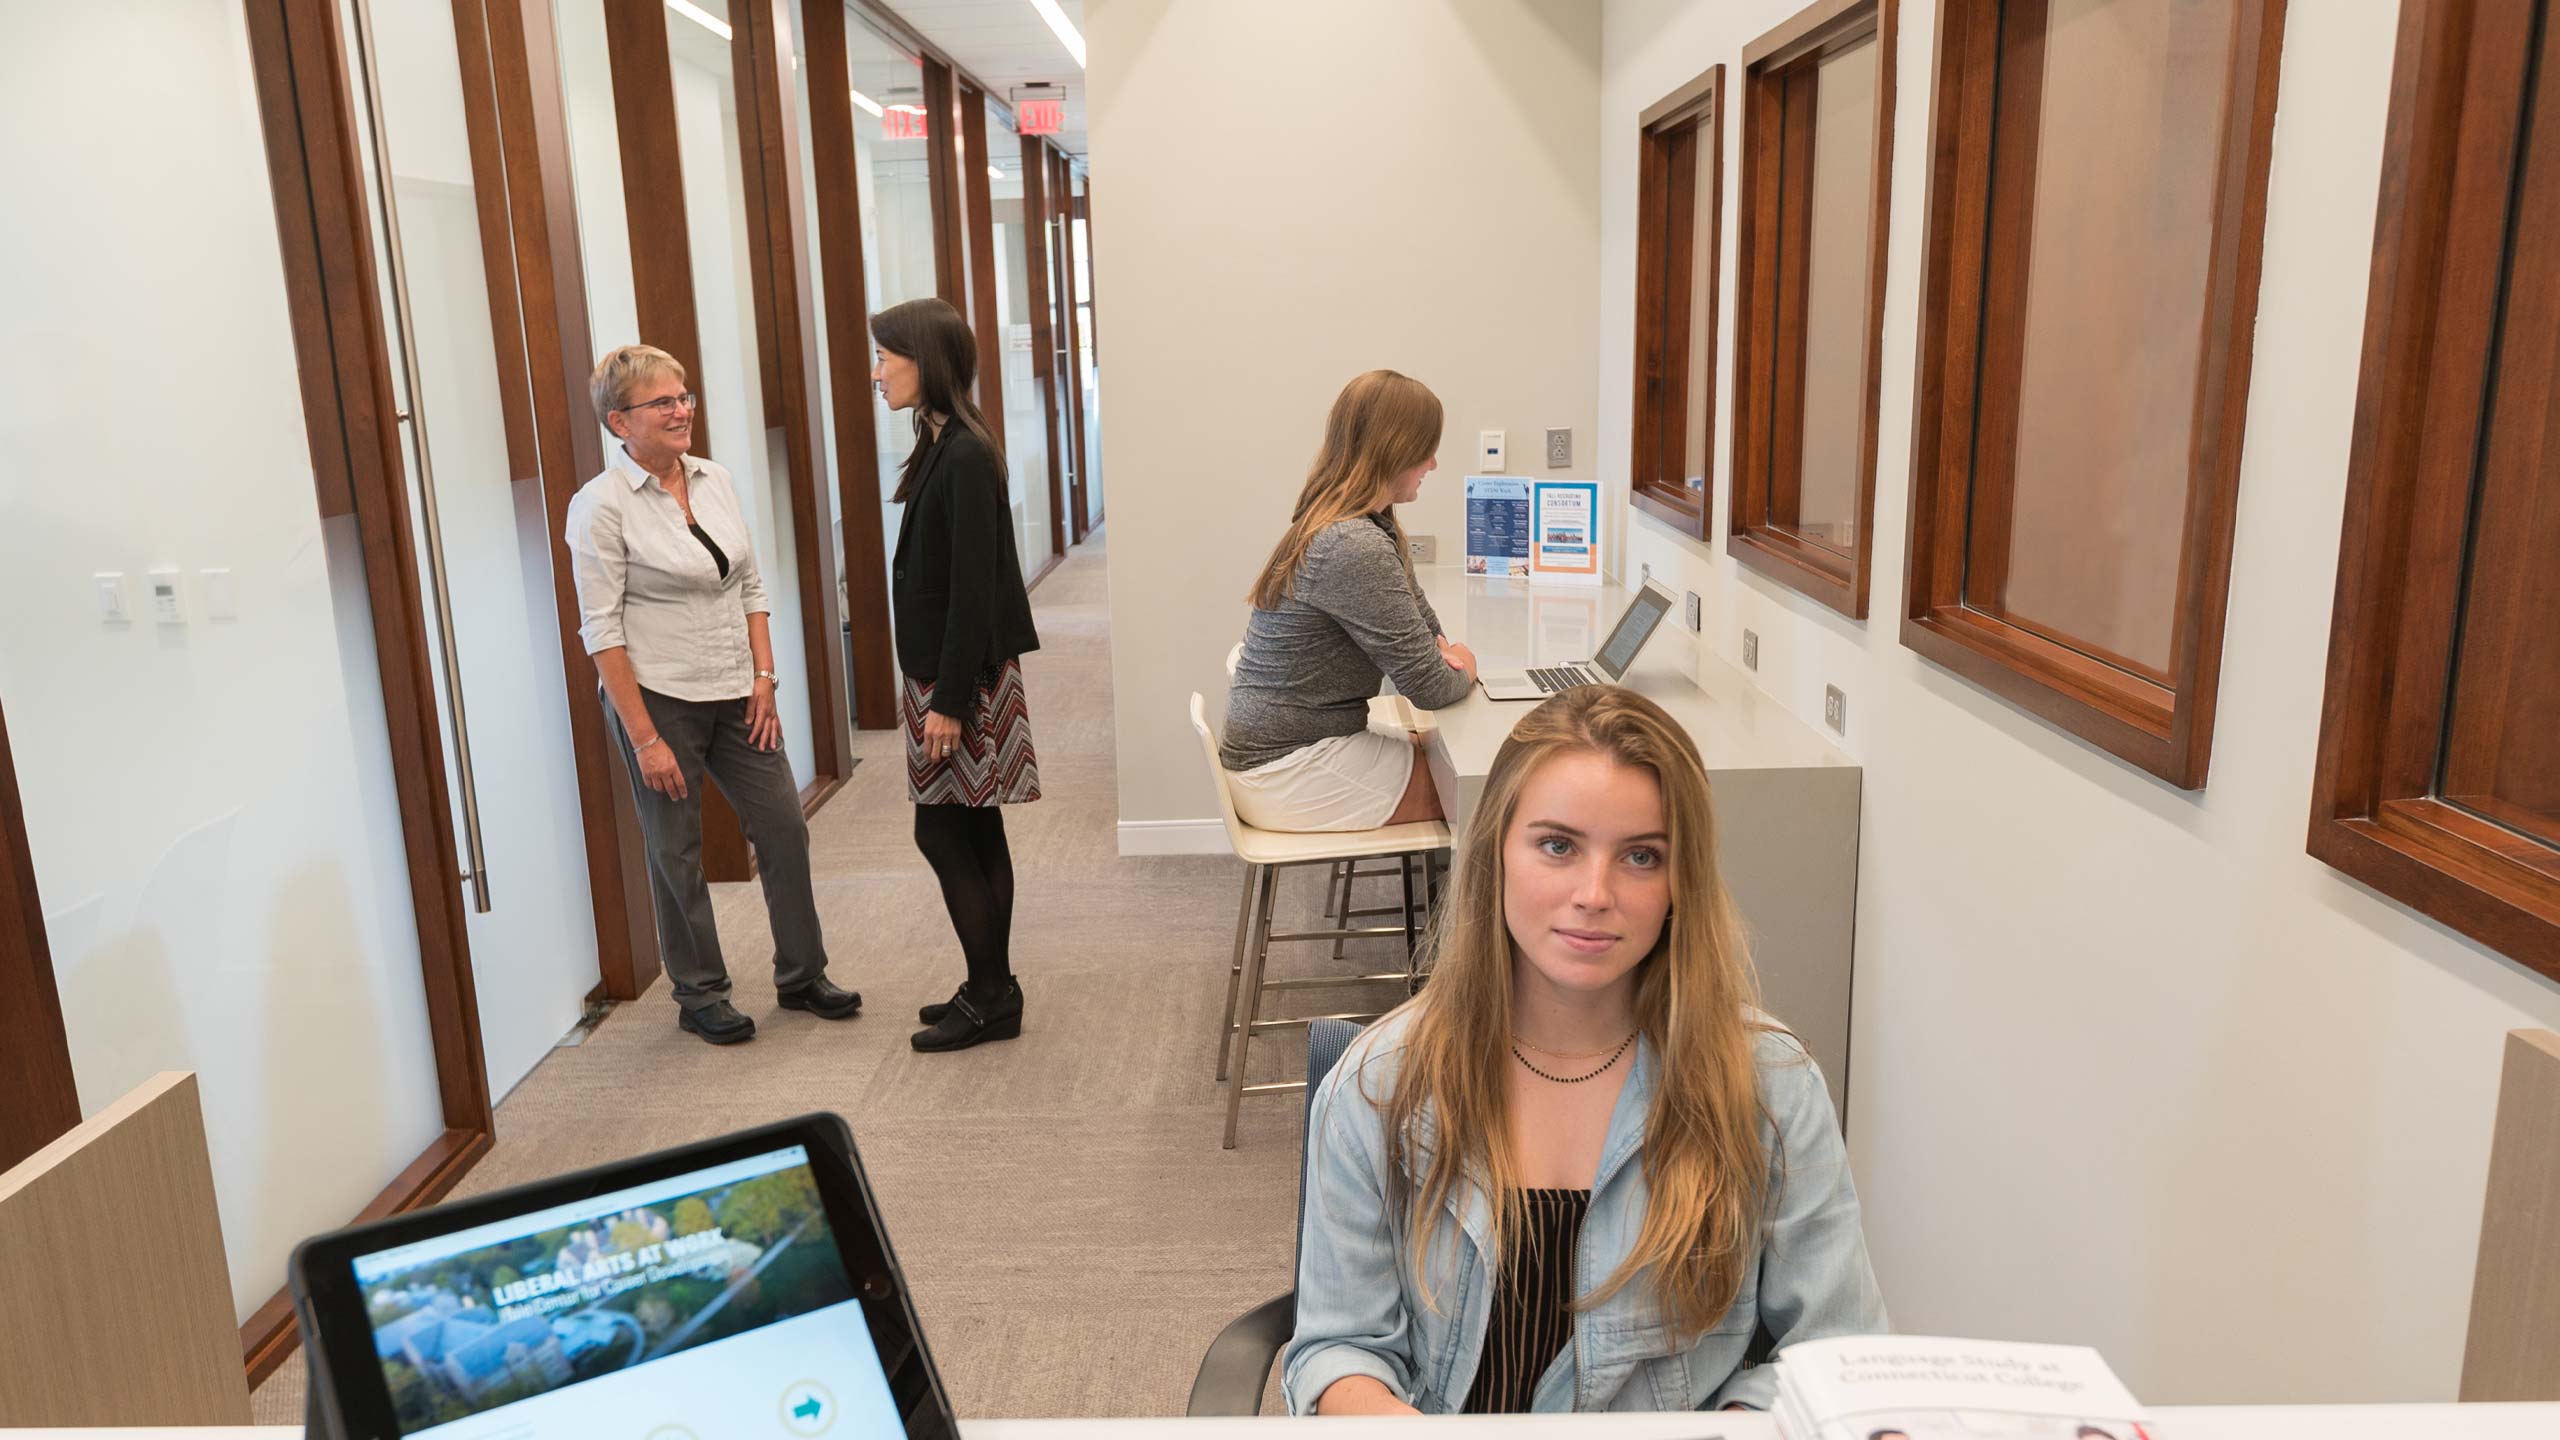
1221, 370, 1476, 833
1283, 685, 1886, 1414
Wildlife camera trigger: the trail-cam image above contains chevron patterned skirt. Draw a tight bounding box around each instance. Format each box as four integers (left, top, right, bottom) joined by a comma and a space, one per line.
903, 659, 1042, 806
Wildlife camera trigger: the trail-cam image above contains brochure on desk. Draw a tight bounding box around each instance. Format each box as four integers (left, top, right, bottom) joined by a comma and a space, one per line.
1531, 479, 1602, 584
1772, 1335, 2151, 1440
1464, 475, 1530, 577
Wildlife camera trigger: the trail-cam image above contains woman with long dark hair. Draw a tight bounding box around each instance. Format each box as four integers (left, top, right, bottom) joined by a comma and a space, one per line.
872, 298, 1042, 1053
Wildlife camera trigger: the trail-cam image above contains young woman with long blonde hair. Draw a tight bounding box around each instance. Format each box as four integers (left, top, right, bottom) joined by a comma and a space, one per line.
1284, 685, 1886, 1413
1219, 370, 1478, 832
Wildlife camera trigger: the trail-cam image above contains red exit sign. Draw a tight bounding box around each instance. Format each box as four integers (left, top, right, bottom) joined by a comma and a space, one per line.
883, 105, 928, 140
1017, 98, 1064, 135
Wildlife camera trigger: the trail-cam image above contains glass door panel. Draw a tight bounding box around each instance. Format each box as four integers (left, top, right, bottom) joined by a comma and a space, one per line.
987, 103, 1052, 577
667, 0, 815, 788
338, 0, 602, 1100
848, 12, 939, 582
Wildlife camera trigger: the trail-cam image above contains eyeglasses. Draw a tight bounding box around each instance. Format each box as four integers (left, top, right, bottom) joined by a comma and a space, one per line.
616, 392, 698, 417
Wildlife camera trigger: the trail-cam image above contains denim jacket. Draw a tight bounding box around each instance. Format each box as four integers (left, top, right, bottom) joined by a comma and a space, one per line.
1282, 1011, 1887, 1413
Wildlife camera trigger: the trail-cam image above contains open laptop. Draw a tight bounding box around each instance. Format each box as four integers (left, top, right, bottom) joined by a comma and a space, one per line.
1479, 579, 1680, 701
292, 1113, 958, 1440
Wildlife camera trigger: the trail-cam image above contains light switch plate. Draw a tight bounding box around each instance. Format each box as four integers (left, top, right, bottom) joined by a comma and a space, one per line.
1743, 629, 1760, 671
1407, 533, 1437, 565
1824, 685, 1848, 735
1478, 429, 1505, 472
1545, 427, 1572, 467
94, 572, 130, 624
1684, 591, 1702, 632
200, 568, 238, 621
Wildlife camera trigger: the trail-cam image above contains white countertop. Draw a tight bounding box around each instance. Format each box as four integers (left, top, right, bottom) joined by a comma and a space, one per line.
1408, 567, 1854, 782
19, 1403, 2560, 1438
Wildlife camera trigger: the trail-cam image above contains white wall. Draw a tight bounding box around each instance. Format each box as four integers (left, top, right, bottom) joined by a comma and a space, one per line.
1600, 0, 2560, 1403
0, 0, 450, 1322
1085, 0, 1605, 844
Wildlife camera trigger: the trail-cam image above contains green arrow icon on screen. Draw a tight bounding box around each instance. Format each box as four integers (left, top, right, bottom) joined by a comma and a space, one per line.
793, 1397, 823, 1421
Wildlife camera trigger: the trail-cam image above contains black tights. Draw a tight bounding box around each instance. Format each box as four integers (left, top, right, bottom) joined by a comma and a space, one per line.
913, 804, 1015, 996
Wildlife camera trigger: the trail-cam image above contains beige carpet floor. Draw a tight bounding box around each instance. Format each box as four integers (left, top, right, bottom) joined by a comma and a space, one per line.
251, 530, 1410, 1422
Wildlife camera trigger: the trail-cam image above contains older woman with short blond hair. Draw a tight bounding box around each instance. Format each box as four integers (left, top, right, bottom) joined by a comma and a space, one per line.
565, 344, 859, 1045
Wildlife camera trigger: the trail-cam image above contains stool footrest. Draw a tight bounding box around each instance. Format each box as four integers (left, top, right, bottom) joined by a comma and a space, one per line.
1239, 1080, 1309, 1098
1266, 925, 1409, 943
1257, 973, 1409, 991
1244, 1010, 1388, 1034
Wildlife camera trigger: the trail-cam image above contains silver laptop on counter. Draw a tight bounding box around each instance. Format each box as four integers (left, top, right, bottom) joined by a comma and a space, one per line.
1478, 580, 1679, 701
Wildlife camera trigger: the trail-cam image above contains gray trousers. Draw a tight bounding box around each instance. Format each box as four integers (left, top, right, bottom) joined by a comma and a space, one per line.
604, 687, 830, 1011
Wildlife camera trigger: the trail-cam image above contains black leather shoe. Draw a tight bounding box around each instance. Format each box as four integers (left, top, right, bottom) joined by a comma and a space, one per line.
777, 976, 863, 1020
917, 984, 968, 1024
677, 1000, 756, 1045
910, 981, 1022, 1052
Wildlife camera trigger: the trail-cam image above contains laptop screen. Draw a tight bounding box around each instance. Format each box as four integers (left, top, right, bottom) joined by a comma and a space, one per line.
1595, 586, 1675, 678
349, 1144, 894, 1438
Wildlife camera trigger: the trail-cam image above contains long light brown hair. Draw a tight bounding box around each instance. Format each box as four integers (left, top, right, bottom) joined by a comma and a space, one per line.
1246, 370, 1442, 609
1359, 685, 1776, 1338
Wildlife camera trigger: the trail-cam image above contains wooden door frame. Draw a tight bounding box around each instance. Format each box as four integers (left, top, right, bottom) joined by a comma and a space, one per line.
1022, 134, 1069, 563
1060, 160, 1097, 537
958, 83, 1009, 456
596, 0, 854, 879
799, 0, 898, 730
0, 696, 78, 1177
238, 0, 501, 1384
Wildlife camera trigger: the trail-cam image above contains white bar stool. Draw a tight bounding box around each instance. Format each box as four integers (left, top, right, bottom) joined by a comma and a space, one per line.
1190, 692, 1450, 1148
1223, 643, 1434, 964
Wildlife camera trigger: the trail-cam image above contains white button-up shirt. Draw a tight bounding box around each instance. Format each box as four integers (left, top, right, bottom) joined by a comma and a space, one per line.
564, 444, 771, 702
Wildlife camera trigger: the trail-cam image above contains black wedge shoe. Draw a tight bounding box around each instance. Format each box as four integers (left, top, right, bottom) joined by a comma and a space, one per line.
917, 984, 968, 1025
909, 980, 1022, 1052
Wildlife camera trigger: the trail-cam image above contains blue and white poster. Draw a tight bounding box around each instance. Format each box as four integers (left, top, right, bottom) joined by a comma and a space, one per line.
1464, 475, 1531, 577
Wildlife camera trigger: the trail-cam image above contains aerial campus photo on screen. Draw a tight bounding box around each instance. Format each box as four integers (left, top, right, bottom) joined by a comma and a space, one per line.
358, 1161, 856, 1432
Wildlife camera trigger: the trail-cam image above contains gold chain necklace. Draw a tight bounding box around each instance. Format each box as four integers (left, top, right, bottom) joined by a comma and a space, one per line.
1510, 1030, 1637, 1084
1511, 1034, 1628, 1062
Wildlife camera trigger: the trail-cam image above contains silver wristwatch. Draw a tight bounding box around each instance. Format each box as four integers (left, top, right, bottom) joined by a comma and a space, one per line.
755, 668, 781, 690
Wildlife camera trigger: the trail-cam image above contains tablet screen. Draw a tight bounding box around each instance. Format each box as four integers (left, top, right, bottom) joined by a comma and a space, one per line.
347, 1144, 895, 1438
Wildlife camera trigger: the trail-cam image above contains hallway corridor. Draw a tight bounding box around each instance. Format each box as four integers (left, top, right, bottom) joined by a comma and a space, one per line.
253, 532, 1341, 1419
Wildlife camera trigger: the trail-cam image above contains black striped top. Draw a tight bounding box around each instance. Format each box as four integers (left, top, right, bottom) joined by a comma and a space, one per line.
1463, 1188, 1591, 1413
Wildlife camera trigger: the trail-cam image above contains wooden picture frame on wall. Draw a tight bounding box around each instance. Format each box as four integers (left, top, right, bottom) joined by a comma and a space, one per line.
1900, 0, 2288, 789
1629, 64, 1725, 541
1728, 0, 1896, 619
2307, 0, 2560, 981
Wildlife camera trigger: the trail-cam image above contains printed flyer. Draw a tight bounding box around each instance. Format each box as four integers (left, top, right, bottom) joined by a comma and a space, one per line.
1530, 479, 1602, 584
1464, 475, 1531, 576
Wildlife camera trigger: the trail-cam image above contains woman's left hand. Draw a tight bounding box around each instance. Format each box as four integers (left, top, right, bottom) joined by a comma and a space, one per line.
746, 678, 781, 752
922, 709, 964, 762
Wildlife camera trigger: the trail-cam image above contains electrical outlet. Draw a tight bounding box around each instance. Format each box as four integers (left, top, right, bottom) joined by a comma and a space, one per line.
1743, 629, 1759, 671
1824, 685, 1848, 735
1407, 533, 1436, 565
1545, 427, 1572, 467
1684, 591, 1701, 633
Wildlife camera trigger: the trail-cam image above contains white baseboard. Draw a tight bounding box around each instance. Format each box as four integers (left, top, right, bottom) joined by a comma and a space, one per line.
1117, 818, 1232, 856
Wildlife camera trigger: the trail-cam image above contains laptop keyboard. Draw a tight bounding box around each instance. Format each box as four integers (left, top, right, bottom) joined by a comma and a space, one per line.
1530, 666, 1591, 694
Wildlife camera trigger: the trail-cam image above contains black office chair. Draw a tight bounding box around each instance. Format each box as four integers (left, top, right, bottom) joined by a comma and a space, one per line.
1186, 1017, 1364, 1416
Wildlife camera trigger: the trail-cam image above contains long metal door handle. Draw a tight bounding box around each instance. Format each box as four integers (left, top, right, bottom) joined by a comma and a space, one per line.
348, 0, 492, 914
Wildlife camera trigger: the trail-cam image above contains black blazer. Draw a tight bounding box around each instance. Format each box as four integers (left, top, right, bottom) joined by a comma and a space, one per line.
891, 423, 1041, 716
